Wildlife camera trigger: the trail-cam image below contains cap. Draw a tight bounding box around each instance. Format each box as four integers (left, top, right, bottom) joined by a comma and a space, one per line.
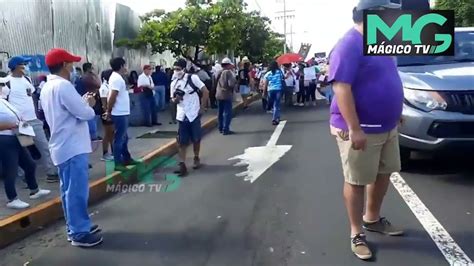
241, 56, 250, 63
356, 0, 401, 10
45, 48, 81, 67
221, 58, 234, 65
173, 59, 187, 69
8, 56, 31, 70
143, 64, 152, 70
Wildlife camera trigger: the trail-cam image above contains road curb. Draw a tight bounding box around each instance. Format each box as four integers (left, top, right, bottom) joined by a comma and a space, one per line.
0, 96, 257, 248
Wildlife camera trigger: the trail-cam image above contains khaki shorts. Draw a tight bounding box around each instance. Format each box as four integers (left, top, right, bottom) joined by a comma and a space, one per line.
333, 127, 401, 186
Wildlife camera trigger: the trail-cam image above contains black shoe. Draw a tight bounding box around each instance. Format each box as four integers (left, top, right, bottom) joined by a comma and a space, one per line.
223, 131, 235, 135
272, 120, 278, 126
71, 233, 103, 248
124, 159, 141, 166
114, 164, 129, 172
153, 122, 163, 126
68, 224, 101, 242
173, 162, 188, 177
89, 164, 93, 169
145, 124, 153, 127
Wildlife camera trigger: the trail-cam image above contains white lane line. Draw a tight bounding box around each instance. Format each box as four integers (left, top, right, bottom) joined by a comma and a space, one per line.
266, 120, 287, 146
390, 172, 473, 266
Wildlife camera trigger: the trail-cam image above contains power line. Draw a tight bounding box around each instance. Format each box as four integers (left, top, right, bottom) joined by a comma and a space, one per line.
251, 0, 279, 32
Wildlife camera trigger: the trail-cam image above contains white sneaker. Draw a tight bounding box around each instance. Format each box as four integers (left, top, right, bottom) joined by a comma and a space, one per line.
6, 199, 30, 209
101, 153, 114, 161
299, 103, 304, 107
30, 189, 51, 199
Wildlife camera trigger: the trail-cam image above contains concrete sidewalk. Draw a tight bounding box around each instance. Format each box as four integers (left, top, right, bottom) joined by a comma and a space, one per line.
0, 109, 218, 220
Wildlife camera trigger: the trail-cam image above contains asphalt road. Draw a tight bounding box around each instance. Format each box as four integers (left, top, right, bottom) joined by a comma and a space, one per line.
1, 103, 473, 266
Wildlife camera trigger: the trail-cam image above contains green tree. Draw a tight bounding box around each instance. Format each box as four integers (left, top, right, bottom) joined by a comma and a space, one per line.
236, 11, 272, 63
436, 0, 474, 27
117, 0, 284, 65
261, 32, 286, 63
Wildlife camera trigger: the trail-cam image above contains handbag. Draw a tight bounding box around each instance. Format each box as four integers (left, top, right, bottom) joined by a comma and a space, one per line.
1, 100, 35, 147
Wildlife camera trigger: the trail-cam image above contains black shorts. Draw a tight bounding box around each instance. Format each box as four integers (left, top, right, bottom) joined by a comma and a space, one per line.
177, 116, 202, 145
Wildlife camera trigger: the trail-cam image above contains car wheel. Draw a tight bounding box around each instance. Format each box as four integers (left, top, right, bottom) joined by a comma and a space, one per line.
400, 147, 411, 170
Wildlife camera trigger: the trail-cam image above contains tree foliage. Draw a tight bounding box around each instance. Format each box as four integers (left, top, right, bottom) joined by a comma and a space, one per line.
117, 0, 285, 65
436, 0, 474, 27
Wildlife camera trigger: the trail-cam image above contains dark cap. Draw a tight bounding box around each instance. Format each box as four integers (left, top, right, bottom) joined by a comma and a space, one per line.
356, 0, 401, 10
45, 48, 81, 67
173, 59, 187, 69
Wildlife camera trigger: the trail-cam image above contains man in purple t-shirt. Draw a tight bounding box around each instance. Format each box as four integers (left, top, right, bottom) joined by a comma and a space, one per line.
328, 0, 404, 260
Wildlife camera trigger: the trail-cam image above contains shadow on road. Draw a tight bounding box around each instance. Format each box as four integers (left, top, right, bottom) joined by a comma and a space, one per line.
403, 152, 474, 186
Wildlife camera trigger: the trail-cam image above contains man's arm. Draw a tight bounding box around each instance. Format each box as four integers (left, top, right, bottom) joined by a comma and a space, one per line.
200, 86, 209, 111
332, 81, 366, 150
0, 122, 17, 130
332, 82, 360, 131
59, 85, 95, 121
107, 90, 118, 113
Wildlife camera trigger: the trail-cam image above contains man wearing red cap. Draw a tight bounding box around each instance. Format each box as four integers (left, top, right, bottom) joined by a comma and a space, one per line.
40, 48, 103, 247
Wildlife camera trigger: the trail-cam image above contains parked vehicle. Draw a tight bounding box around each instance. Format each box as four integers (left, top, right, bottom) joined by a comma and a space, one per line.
397, 27, 474, 163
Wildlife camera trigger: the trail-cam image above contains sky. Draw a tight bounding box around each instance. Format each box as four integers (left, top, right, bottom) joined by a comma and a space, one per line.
115, 0, 359, 57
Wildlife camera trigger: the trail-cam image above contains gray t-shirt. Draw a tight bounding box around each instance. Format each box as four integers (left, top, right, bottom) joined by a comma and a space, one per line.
216, 70, 237, 101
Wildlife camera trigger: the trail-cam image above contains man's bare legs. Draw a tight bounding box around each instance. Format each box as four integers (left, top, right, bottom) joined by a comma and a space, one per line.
193, 141, 201, 169
343, 182, 365, 236
364, 174, 390, 222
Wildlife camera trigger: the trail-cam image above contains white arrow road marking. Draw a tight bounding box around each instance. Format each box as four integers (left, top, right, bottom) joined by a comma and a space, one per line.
391, 173, 473, 266
229, 121, 292, 183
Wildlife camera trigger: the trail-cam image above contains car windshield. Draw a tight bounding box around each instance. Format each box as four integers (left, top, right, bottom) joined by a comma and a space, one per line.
397, 30, 474, 66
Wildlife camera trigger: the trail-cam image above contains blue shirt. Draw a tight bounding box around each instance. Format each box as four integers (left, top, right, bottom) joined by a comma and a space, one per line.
40, 75, 95, 165
264, 70, 284, 91
152, 71, 169, 87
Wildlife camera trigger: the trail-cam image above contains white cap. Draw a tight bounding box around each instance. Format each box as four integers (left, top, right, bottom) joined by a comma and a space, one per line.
221, 58, 234, 65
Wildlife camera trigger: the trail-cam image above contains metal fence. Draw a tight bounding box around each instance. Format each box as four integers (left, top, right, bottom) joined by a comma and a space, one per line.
0, 0, 175, 76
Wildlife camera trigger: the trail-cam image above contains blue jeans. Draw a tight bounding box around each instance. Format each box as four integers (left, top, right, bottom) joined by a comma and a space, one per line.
111, 115, 132, 165
58, 153, 91, 239
218, 99, 233, 133
154, 85, 166, 111
141, 95, 157, 126
87, 115, 99, 140
268, 90, 282, 122
325, 85, 334, 103
0, 135, 38, 201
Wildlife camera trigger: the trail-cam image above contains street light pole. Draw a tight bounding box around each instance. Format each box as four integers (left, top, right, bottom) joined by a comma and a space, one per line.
283, 0, 287, 53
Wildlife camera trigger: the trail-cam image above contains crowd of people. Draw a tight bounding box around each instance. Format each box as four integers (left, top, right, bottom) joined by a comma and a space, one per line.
0, 45, 333, 247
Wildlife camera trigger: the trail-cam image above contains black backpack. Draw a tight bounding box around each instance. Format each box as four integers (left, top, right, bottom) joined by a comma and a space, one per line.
184, 74, 203, 98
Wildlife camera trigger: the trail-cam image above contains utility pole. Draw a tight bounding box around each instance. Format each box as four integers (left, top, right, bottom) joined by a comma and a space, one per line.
283, 0, 287, 53
275, 0, 295, 54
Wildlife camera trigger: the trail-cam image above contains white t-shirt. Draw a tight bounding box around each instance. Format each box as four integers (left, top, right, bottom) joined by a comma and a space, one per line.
170, 74, 205, 122
137, 73, 154, 88
284, 69, 296, 87
0, 99, 20, 136
0, 85, 10, 99
99, 81, 110, 98
109, 72, 130, 116
6, 76, 37, 121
